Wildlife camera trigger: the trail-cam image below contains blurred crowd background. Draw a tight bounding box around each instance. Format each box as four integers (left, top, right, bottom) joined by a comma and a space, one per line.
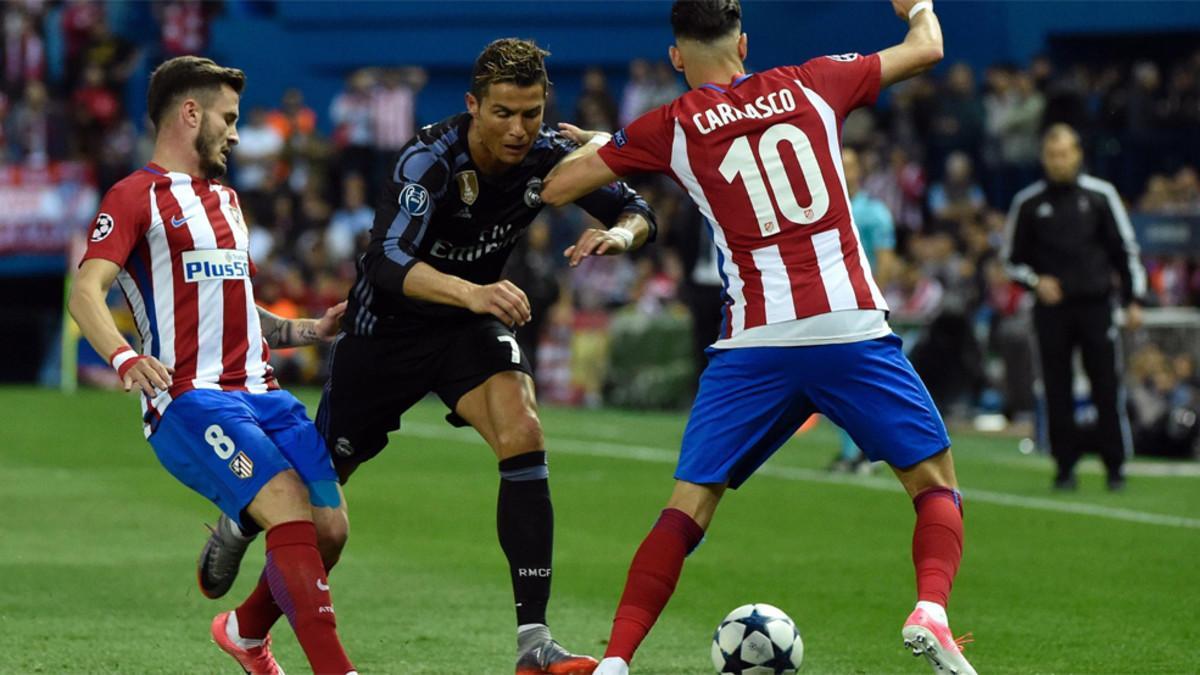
3, 0, 1199, 459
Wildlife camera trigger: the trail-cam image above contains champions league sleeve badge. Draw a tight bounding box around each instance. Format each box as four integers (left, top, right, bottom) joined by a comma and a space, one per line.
399, 183, 431, 217
90, 213, 115, 242
524, 177, 543, 208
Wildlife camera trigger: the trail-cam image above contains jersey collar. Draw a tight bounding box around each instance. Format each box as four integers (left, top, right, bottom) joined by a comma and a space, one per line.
700, 72, 755, 94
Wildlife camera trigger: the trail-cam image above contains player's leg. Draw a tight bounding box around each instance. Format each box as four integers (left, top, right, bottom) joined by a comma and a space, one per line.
1076, 301, 1131, 490
593, 480, 721, 675
597, 346, 812, 674
150, 391, 355, 674
197, 332, 419, 597
452, 368, 598, 674
1033, 304, 1080, 489
227, 392, 353, 658
805, 335, 974, 675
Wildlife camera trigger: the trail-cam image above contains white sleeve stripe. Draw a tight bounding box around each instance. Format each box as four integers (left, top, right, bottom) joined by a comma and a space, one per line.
1079, 175, 1148, 299
1001, 180, 1045, 286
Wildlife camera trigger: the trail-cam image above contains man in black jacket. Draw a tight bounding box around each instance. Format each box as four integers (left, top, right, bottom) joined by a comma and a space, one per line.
1003, 123, 1146, 491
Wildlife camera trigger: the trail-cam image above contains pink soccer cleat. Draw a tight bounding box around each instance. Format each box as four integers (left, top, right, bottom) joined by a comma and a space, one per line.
211, 611, 286, 675
901, 607, 977, 675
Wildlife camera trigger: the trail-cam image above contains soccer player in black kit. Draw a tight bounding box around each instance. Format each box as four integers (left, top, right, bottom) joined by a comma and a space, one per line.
195, 38, 656, 674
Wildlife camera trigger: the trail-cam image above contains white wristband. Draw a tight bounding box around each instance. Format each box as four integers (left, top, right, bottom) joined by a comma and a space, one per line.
908, 1, 932, 20
110, 346, 138, 372
586, 132, 613, 148
607, 226, 635, 249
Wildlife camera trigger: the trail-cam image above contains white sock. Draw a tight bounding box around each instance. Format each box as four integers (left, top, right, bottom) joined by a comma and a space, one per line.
915, 600, 948, 626
226, 611, 266, 650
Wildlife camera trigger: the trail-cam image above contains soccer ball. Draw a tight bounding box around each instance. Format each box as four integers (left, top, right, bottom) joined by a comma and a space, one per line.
711, 603, 804, 674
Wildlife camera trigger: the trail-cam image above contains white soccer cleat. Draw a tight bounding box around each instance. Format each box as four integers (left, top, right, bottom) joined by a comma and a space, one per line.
901, 607, 977, 675
592, 656, 629, 675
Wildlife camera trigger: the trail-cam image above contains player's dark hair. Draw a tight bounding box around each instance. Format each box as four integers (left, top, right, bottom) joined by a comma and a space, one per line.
470, 38, 551, 100
147, 56, 245, 132
671, 0, 742, 42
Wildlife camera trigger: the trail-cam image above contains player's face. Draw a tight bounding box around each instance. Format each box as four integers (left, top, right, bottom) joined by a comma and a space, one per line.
469, 82, 545, 167
1042, 135, 1081, 183
195, 84, 241, 180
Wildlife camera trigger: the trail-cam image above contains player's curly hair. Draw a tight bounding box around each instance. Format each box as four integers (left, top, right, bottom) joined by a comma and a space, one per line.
147, 56, 246, 132
671, 0, 742, 43
470, 38, 551, 100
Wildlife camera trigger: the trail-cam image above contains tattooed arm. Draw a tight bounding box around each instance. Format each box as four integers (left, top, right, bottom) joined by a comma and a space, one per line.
258, 301, 347, 348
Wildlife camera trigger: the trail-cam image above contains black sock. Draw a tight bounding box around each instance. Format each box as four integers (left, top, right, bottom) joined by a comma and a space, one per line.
497, 451, 552, 627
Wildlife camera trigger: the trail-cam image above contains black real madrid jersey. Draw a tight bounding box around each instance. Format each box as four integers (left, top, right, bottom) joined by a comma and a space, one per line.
344, 112, 655, 335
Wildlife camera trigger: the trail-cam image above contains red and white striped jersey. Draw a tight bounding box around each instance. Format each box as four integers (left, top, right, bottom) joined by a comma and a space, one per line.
81, 162, 276, 436
598, 53, 891, 347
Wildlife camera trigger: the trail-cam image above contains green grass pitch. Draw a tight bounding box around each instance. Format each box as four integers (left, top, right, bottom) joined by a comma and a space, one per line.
2, 387, 1198, 673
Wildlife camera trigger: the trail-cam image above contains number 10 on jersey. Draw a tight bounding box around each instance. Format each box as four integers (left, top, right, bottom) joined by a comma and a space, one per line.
718, 122, 830, 238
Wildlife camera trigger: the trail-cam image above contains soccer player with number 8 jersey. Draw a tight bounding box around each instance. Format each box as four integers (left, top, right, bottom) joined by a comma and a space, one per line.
69, 56, 357, 675
542, 1, 976, 674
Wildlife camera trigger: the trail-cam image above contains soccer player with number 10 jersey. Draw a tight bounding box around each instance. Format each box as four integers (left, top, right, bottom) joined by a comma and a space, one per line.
542, 1, 976, 673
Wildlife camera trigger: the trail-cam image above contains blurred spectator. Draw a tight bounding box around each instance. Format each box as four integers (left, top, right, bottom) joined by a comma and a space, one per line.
927, 151, 986, 231
619, 59, 654, 126
80, 16, 136, 89
6, 80, 69, 164
156, 0, 216, 58
1128, 346, 1199, 458
862, 145, 926, 235
230, 106, 284, 215
843, 147, 898, 287
325, 173, 374, 263
984, 68, 1044, 204
929, 62, 985, 177
266, 88, 317, 141
504, 218, 561, 379
575, 67, 618, 132
330, 69, 376, 179
71, 62, 119, 158
3, 6, 44, 97
61, 0, 103, 86
370, 66, 425, 168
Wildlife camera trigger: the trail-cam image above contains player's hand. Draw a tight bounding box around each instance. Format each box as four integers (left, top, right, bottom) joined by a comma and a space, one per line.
1035, 275, 1063, 305
315, 301, 347, 340
891, 0, 932, 20
564, 227, 631, 267
1125, 302, 1143, 330
466, 280, 531, 327
124, 356, 174, 397
557, 122, 603, 147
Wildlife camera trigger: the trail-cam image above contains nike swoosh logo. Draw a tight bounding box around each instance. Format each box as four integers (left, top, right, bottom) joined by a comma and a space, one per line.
171, 215, 191, 228
316, 578, 330, 591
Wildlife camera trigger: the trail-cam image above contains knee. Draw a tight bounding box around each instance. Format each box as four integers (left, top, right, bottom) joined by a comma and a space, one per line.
496, 411, 544, 456
316, 511, 349, 569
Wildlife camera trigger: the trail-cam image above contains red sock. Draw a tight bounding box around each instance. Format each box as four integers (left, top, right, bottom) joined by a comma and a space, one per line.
912, 487, 964, 608
263, 521, 354, 674
605, 509, 705, 663
236, 538, 342, 640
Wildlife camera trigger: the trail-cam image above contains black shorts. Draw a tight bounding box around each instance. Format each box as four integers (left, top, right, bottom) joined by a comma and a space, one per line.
315, 317, 532, 468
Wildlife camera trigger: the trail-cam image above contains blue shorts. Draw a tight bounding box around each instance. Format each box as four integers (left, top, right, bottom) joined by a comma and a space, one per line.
149, 389, 340, 530
677, 334, 950, 488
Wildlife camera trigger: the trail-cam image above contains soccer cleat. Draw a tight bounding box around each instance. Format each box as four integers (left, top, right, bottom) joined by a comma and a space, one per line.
902, 608, 977, 675
198, 514, 257, 599
211, 611, 285, 675
514, 639, 600, 675
592, 657, 629, 675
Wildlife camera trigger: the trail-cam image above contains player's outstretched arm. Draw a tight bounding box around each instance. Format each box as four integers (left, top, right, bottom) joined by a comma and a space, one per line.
69, 259, 174, 396
541, 124, 620, 207
401, 260, 531, 327
256, 301, 347, 348
878, 0, 944, 88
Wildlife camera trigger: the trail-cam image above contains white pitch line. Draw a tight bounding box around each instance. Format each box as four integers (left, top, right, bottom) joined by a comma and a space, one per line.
400, 422, 1200, 531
